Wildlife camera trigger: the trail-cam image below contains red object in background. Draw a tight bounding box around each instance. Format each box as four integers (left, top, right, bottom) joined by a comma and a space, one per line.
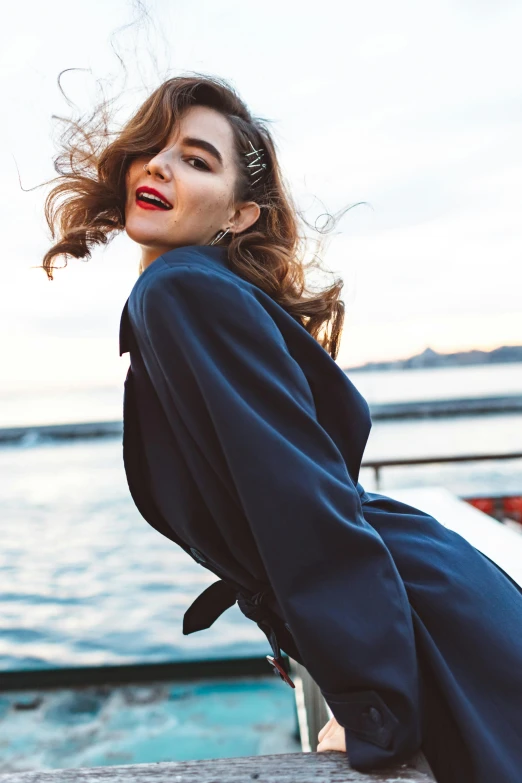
503, 496, 522, 524
467, 497, 495, 514
464, 495, 522, 527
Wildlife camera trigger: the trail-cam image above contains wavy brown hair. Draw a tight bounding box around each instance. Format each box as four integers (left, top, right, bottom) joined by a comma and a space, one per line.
40, 73, 360, 360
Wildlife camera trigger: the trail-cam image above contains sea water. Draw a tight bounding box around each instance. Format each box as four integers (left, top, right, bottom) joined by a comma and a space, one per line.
1, 363, 521, 671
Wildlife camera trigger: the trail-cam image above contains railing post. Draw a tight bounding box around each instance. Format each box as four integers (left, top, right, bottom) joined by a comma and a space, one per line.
288, 658, 331, 752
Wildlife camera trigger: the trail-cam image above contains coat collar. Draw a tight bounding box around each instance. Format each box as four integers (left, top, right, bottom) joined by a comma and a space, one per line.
119, 245, 229, 357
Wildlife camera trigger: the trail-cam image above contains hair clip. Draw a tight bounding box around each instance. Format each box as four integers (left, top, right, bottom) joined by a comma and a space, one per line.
244, 139, 267, 186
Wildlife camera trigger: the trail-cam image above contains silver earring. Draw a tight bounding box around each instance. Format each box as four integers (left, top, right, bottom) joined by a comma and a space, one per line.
209, 227, 231, 246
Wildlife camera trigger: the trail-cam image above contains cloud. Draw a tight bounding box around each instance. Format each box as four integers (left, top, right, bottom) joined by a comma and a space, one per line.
1, 0, 521, 395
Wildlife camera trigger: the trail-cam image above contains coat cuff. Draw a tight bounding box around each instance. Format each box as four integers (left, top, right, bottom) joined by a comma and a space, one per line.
321, 688, 419, 770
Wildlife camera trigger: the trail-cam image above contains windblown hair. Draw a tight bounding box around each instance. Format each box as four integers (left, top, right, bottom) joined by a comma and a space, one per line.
41, 74, 349, 359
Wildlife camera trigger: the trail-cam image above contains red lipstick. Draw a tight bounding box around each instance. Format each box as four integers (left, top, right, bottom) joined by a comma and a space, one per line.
135, 186, 173, 210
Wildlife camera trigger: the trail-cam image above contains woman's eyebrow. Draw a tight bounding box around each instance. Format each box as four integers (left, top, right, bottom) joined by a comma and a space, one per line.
181, 136, 223, 166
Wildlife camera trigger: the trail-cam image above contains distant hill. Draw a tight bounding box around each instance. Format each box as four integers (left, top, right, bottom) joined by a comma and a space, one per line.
343, 345, 522, 372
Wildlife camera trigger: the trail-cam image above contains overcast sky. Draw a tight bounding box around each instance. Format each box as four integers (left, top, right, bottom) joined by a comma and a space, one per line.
2, 0, 521, 393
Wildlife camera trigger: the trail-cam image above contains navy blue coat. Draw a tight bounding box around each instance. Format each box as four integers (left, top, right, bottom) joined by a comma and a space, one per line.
119, 244, 522, 782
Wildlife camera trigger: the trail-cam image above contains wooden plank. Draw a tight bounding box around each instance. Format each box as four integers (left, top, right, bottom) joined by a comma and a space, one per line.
0, 752, 434, 782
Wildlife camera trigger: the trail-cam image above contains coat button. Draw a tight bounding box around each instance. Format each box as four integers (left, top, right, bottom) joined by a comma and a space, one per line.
189, 547, 207, 564
368, 706, 383, 727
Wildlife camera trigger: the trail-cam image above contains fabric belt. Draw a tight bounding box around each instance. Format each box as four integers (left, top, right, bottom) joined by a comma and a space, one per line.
183, 578, 295, 686
182, 579, 238, 635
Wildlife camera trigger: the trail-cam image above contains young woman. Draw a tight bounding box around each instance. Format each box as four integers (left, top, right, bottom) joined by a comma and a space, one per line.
42, 75, 522, 783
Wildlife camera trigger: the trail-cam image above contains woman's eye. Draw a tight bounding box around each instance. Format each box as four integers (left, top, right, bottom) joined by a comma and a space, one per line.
186, 157, 210, 171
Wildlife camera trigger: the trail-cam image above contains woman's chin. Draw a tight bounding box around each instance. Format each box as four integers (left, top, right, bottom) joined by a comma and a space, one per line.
124, 217, 206, 250
124, 222, 173, 247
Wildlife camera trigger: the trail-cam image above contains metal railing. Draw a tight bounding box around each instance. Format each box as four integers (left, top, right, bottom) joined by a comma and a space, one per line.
362, 451, 522, 490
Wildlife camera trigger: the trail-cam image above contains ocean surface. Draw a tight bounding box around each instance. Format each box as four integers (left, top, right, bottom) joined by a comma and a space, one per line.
1, 362, 521, 672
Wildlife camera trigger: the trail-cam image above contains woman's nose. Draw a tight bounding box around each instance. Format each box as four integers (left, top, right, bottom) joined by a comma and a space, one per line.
146, 155, 171, 181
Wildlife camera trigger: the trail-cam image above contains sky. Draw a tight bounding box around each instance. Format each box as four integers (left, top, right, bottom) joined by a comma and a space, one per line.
1, 0, 521, 395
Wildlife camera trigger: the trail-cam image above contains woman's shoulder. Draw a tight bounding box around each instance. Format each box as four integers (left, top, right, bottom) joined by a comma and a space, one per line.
128, 245, 307, 349
133, 245, 248, 297
128, 245, 276, 332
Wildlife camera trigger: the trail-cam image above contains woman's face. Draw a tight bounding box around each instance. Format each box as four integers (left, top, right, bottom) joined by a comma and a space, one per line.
124, 104, 258, 264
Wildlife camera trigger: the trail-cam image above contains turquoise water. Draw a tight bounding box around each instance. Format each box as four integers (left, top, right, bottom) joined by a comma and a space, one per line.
0, 675, 300, 772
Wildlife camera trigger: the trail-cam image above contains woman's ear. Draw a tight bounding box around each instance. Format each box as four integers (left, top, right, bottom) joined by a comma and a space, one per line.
230, 201, 261, 234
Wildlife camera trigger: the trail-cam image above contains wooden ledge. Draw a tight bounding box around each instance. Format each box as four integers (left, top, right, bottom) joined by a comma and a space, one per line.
0, 752, 433, 782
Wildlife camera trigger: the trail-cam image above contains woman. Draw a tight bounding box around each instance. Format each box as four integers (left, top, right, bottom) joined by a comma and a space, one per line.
42, 75, 522, 782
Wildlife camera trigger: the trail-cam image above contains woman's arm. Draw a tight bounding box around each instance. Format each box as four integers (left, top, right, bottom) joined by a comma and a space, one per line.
129, 260, 421, 772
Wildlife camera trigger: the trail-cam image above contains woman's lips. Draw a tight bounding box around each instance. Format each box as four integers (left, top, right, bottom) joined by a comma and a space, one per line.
136, 198, 170, 211
135, 186, 173, 210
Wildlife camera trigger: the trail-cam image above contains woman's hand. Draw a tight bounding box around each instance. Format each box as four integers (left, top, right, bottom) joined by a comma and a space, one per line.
317, 714, 347, 753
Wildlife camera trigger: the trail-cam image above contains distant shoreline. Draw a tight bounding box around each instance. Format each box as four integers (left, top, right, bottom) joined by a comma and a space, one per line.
343, 345, 522, 373
2, 394, 522, 446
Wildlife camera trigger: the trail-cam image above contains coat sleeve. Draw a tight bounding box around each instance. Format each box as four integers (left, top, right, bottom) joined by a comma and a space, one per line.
130, 261, 421, 771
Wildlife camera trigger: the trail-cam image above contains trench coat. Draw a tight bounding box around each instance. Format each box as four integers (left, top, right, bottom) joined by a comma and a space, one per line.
119, 244, 522, 783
